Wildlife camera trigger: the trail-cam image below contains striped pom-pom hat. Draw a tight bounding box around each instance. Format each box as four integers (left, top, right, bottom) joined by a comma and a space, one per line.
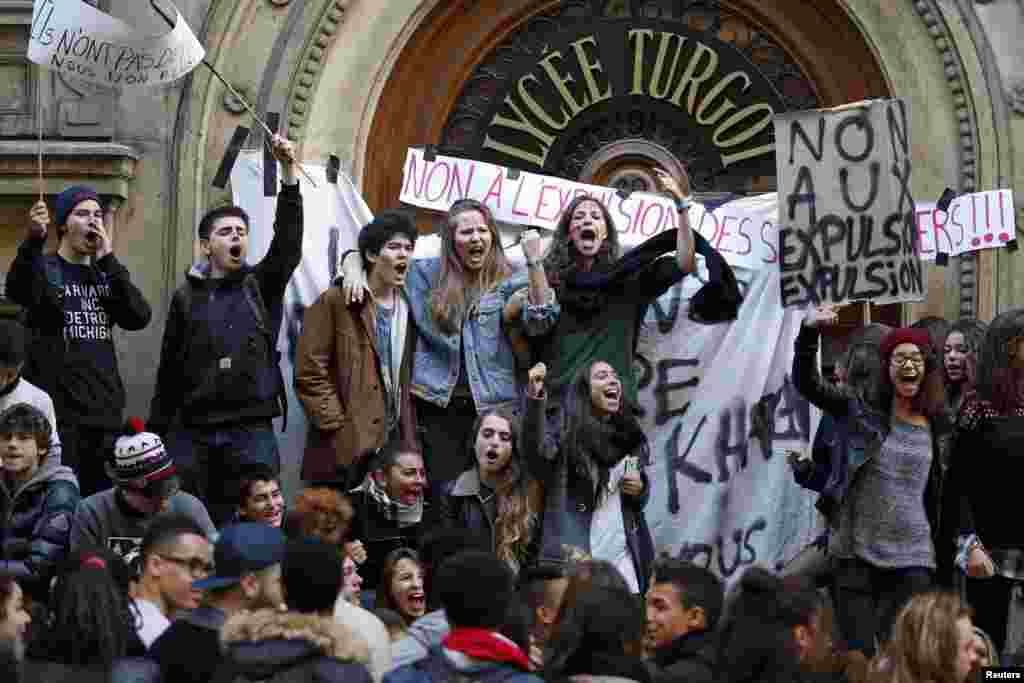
108, 417, 178, 495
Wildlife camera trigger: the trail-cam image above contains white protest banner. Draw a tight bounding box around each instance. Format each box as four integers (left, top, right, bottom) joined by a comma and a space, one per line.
234, 153, 821, 583
636, 267, 820, 580
914, 189, 1016, 259
401, 146, 787, 267
400, 147, 683, 247
692, 193, 780, 271
692, 189, 1016, 266
28, 0, 204, 89
775, 99, 925, 308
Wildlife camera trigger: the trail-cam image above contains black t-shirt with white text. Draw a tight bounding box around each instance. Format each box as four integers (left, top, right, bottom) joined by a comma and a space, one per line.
59, 259, 124, 423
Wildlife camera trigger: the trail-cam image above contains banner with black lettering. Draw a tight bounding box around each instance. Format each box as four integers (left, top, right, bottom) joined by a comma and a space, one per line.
774, 99, 925, 308
233, 152, 821, 583
28, 0, 204, 89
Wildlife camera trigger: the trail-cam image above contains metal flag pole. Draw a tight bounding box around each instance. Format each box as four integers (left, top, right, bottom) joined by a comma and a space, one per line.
150, 0, 317, 188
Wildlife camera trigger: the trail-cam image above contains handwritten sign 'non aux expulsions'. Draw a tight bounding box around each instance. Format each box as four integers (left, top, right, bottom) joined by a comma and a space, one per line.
774, 99, 926, 308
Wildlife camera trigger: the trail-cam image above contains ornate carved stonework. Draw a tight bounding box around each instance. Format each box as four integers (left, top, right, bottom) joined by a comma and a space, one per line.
911, 0, 982, 318
1008, 77, 1024, 115
286, 0, 350, 135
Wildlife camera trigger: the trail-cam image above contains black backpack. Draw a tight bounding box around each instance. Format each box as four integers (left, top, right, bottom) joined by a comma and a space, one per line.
172, 273, 289, 431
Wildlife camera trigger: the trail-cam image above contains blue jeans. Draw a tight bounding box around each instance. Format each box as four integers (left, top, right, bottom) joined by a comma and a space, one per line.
168, 420, 280, 526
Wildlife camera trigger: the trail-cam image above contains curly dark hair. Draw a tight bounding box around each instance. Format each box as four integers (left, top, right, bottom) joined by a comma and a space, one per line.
542, 195, 622, 293
30, 548, 138, 670
874, 334, 946, 420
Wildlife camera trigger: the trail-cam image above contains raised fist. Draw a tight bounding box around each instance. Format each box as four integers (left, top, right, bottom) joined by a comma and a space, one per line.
528, 362, 547, 399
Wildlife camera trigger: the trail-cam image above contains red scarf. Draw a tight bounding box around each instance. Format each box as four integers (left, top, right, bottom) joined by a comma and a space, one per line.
442, 628, 531, 672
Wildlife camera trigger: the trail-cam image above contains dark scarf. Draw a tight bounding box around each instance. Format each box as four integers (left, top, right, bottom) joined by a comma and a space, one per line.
652, 630, 713, 669
0, 376, 20, 399
577, 413, 646, 469
567, 228, 741, 323
573, 412, 646, 497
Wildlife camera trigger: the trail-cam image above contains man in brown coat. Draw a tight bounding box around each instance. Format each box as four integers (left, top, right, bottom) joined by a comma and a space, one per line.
295, 211, 418, 485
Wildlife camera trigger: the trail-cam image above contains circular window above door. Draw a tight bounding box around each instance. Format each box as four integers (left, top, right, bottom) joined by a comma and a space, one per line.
578, 139, 691, 196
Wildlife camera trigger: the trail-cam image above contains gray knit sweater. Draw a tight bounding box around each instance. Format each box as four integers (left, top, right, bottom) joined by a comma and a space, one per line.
831, 419, 935, 569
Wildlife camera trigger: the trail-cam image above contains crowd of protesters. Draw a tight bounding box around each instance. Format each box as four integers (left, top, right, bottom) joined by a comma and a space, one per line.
0, 132, 1015, 683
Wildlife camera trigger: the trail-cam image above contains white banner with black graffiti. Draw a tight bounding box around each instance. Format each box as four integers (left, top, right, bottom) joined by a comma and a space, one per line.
634, 267, 821, 579
232, 152, 821, 583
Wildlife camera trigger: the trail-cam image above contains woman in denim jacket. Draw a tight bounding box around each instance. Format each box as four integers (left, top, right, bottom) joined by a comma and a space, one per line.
342, 200, 557, 494
792, 306, 952, 657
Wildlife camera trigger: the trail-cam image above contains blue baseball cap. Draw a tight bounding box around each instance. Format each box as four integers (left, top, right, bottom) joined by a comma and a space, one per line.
193, 522, 286, 591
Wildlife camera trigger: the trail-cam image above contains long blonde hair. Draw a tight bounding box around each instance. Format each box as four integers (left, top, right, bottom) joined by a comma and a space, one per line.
469, 407, 538, 571
876, 591, 972, 683
430, 199, 513, 335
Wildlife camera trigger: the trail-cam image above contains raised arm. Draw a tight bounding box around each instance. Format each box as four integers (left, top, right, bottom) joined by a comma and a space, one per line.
256, 135, 304, 300
792, 306, 851, 417
521, 363, 560, 485
6, 201, 51, 308
654, 167, 696, 275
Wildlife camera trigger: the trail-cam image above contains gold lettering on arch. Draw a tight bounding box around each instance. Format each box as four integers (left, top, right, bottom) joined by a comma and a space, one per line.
482, 24, 778, 169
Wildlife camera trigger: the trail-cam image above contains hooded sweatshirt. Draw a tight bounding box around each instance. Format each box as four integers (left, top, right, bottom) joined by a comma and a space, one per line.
216, 608, 372, 683
0, 457, 79, 595
149, 182, 302, 431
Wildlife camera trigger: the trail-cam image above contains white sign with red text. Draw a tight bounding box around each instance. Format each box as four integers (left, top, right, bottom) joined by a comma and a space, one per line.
913, 189, 1016, 259
399, 147, 685, 246
400, 146, 786, 268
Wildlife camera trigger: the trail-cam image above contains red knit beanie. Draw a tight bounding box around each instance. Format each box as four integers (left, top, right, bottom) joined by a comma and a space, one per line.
880, 328, 933, 366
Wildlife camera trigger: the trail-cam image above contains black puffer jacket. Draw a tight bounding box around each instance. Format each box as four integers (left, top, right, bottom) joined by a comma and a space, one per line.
647, 630, 715, 683
0, 459, 79, 599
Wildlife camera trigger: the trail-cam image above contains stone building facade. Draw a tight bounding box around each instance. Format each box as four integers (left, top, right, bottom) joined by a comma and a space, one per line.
0, 0, 1022, 418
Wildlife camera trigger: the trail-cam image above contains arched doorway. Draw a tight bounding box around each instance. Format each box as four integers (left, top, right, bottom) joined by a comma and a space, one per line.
362, 0, 899, 347
363, 0, 890, 210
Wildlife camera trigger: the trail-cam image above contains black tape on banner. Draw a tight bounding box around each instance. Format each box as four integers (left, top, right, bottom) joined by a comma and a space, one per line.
423, 145, 437, 162
937, 187, 957, 212
326, 155, 340, 184
212, 125, 251, 189
263, 112, 280, 197
1007, 239, 1019, 253
616, 188, 632, 201
935, 252, 949, 266
506, 167, 521, 180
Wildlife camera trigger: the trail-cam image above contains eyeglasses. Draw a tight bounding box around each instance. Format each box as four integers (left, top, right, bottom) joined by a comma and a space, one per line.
890, 354, 925, 368
157, 554, 214, 577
